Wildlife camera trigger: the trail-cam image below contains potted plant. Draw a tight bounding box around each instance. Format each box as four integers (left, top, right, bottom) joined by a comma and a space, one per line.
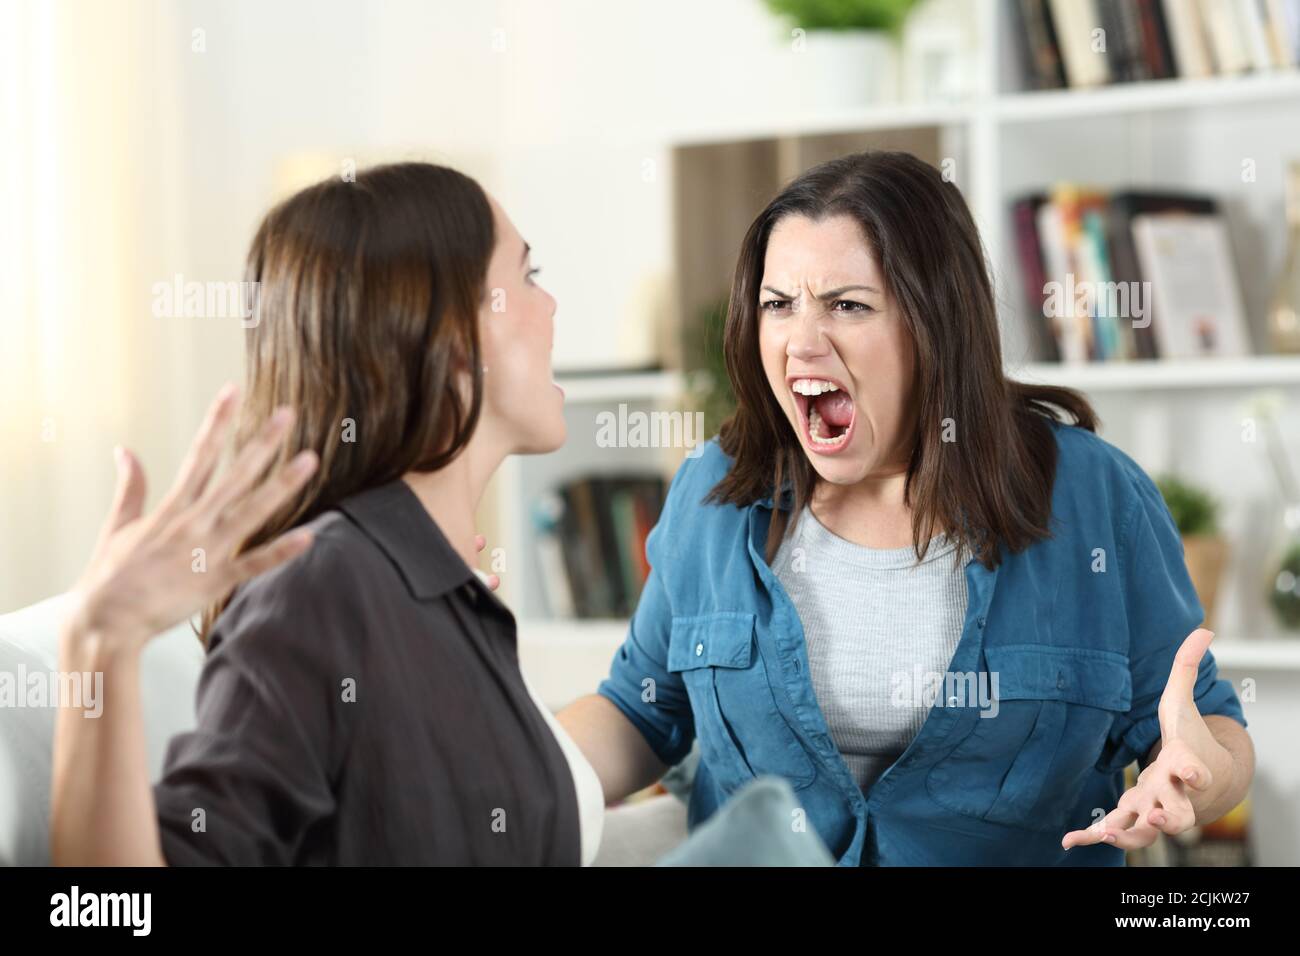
762, 0, 918, 108
1155, 474, 1228, 631
684, 298, 737, 441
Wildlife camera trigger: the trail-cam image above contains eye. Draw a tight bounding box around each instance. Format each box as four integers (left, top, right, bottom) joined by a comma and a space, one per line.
832, 299, 873, 314
759, 299, 791, 313
526, 266, 542, 285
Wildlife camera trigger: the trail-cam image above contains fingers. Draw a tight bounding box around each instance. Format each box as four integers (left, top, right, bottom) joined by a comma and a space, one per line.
1160, 627, 1215, 708
1061, 817, 1110, 850
1154, 738, 1215, 792
230, 528, 315, 583
1104, 817, 1159, 850
473, 535, 499, 590
99, 446, 147, 543
220, 449, 319, 548
1145, 790, 1195, 835
1062, 772, 1202, 852
197, 406, 296, 521
165, 383, 241, 511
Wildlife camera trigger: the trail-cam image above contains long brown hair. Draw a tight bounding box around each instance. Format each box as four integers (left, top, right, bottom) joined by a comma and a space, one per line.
708, 150, 1098, 569
198, 162, 495, 644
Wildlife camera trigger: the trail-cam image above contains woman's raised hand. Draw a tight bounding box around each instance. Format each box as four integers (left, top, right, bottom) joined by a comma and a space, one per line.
63, 383, 319, 651
474, 534, 500, 591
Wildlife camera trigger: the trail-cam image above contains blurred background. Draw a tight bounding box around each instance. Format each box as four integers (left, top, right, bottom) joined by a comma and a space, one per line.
2, 0, 1299, 864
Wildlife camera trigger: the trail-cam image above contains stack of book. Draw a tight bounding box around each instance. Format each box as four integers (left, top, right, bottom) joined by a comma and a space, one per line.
1013, 187, 1252, 363
532, 474, 667, 619
1015, 0, 1300, 89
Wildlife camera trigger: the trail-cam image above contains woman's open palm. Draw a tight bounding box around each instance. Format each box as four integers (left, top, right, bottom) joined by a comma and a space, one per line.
65, 384, 319, 649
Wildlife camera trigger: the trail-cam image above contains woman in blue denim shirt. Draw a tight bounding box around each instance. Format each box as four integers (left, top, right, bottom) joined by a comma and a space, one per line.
559, 150, 1255, 866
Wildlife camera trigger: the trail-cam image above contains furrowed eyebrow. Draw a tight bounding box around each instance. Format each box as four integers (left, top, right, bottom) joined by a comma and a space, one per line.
815, 284, 880, 299
759, 284, 880, 300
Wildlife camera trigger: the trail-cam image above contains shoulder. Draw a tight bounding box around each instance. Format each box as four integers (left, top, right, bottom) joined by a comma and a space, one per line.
650, 436, 748, 555
209, 509, 383, 656
678, 435, 736, 495
1044, 416, 1168, 541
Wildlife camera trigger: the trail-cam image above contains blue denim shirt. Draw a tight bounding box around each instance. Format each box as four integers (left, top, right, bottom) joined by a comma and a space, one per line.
596, 417, 1247, 866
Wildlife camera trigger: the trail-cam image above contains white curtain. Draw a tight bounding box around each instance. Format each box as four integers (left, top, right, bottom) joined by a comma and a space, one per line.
0, 0, 191, 611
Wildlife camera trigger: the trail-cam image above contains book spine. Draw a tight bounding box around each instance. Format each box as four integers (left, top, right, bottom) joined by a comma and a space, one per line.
1138, 0, 1177, 77
1018, 0, 1069, 88
1162, 0, 1214, 76
1237, 0, 1277, 68
1200, 0, 1251, 72
1050, 0, 1113, 86
1014, 197, 1063, 362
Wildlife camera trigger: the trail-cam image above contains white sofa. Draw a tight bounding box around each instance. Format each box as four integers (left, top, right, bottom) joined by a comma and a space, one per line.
0, 594, 685, 866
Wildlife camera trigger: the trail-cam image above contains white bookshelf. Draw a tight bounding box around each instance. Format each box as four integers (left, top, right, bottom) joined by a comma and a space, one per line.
494, 1, 1300, 671
1011, 355, 1300, 391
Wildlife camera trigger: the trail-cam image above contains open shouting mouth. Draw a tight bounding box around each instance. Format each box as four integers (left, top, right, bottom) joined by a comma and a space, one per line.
788, 375, 856, 454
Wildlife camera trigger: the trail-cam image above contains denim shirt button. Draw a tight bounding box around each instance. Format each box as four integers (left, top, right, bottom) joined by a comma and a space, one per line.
1056, 671, 1066, 690
976, 616, 986, 628
695, 642, 704, 657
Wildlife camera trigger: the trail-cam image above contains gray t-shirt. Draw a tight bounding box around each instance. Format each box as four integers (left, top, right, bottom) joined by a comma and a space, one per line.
773, 504, 969, 796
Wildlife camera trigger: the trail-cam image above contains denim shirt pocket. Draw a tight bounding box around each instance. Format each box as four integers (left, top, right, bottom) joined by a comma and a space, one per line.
925, 643, 1132, 833
667, 611, 817, 792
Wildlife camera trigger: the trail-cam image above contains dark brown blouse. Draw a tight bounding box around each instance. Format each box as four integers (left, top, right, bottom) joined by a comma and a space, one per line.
153, 479, 580, 865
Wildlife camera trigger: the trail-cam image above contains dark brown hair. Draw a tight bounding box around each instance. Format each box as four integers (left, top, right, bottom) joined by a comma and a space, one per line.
198, 162, 495, 644
708, 150, 1098, 569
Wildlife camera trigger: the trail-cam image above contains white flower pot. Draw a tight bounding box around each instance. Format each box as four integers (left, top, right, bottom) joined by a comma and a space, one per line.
795, 29, 900, 110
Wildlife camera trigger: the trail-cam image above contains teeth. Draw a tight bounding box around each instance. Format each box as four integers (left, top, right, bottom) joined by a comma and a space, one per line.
791, 379, 841, 396
808, 408, 847, 445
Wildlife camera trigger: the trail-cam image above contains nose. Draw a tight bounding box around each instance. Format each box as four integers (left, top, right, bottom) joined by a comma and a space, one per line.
786, 309, 829, 361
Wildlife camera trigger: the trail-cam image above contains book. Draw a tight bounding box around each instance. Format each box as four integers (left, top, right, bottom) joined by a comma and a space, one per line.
1199, 0, 1252, 72
1012, 194, 1064, 362
1237, 0, 1277, 69
1137, 0, 1179, 78
1264, 0, 1300, 66
542, 474, 667, 619
1162, 0, 1215, 77
1049, 0, 1113, 86
1014, 188, 1249, 364
1016, 0, 1069, 89
1106, 190, 1218, 360
1131, 212, 1252, 358
531, 492, 575, 619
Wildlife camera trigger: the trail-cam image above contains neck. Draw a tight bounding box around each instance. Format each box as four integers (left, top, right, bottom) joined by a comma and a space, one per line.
402, 430, 507, 570
809, 460, 915, 549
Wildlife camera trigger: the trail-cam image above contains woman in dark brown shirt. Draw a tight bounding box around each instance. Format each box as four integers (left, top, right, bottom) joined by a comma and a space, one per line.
50, 163, 585, 865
